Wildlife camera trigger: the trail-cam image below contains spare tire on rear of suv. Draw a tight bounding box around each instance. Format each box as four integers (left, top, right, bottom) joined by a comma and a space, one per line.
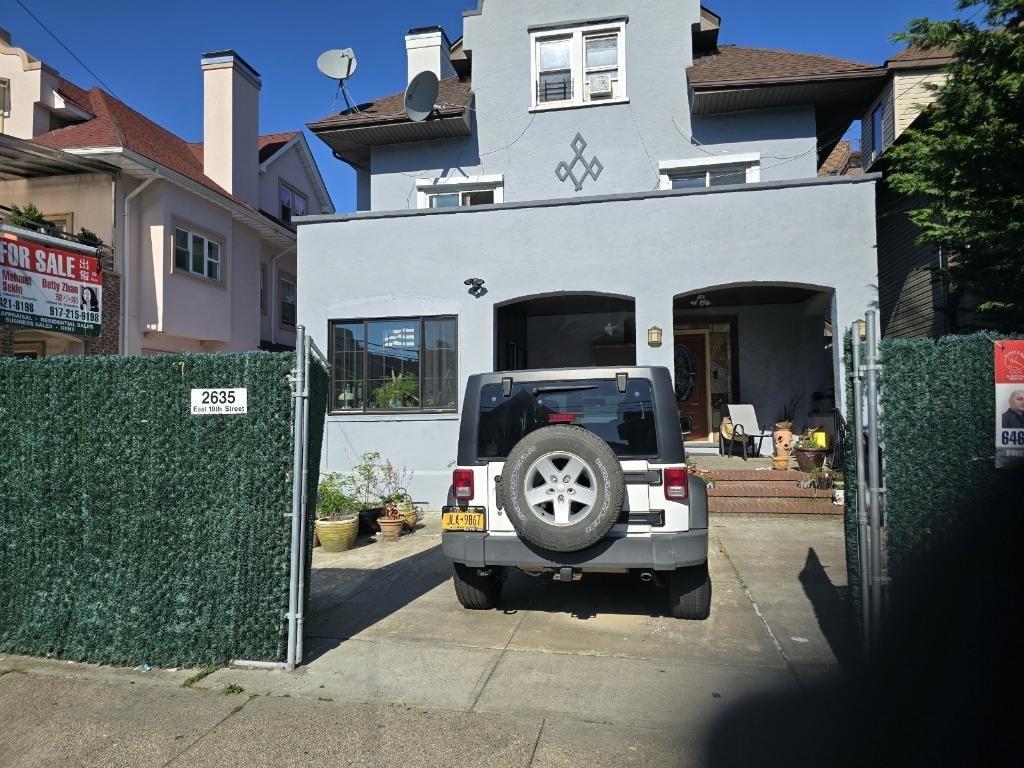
500, 425, 625, 553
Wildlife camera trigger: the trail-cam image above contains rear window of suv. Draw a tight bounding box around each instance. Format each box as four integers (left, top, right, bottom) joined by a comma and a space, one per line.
476, 379, 658, 460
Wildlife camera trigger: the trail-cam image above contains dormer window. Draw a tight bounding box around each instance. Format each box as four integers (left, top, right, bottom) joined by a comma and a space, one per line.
530, 20, 627, 110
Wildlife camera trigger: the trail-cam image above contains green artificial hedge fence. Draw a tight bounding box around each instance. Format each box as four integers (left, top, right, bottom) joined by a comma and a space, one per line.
0, 352, 327, 668
845, 333, 1019, 604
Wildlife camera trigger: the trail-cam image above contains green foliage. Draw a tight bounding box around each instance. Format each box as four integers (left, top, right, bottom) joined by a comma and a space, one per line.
183, 666, 217, 688
0, 352, 328, 668
4, 202, 47, 229
77, 228, 104, 247
315, 473, 359, 521
342, 451, 413, 508
886, 1, 1024, 329
372, 372, 419, 409
222, 683, 245, 695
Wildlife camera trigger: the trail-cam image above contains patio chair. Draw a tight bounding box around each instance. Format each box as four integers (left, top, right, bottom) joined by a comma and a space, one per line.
722, 404, 773, 460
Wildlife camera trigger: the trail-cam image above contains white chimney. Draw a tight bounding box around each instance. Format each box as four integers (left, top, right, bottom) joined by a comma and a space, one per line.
200, 50, 260, 206
405, 27, 456, 85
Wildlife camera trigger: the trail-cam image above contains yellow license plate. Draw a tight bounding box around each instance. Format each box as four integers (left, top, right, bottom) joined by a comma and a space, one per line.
442, 511, 486, 532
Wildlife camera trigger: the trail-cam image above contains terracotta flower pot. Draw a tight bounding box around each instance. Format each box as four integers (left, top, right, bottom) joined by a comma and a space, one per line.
315, 517, 359, 553
793, 448, 826, 473
771, 455, 791, 471
377, 517, 405, 543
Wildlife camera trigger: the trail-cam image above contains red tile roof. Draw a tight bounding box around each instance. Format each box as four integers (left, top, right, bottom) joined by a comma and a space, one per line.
186, 131, 300, 166
688, 45, 881, 88
35, 81, 298, 221
308, 76, 472, 131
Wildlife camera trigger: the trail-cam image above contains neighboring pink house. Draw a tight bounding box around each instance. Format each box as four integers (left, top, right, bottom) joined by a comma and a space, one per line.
1, 28, 332, 358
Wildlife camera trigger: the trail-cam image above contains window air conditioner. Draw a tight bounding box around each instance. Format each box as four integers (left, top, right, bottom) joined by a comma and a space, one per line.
589, 74, 613, 98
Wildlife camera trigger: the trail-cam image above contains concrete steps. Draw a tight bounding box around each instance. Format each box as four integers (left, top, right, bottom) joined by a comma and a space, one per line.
703, 468, 840, 516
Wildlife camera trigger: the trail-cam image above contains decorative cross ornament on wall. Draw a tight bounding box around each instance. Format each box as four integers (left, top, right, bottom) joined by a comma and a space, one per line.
555, 133, 604, 191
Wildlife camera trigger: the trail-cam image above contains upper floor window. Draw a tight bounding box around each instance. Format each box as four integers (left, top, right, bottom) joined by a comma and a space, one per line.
173, 225, 221, 282
658, 154, 761, 191
530, 20, 627, 110
416, 175, 504, 210
871, 105, 884, 161
279, 183, 308, 226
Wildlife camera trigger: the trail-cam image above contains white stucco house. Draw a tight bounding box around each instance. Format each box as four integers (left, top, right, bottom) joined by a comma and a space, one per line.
298, 0, 886, 503
1, 26, 333, 358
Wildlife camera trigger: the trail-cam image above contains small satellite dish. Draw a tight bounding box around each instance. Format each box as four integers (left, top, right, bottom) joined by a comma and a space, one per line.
405, 71, 440, 123
317, 48, 358, 81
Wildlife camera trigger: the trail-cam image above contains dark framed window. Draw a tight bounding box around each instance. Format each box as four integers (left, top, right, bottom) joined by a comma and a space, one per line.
329, 316, 458, 414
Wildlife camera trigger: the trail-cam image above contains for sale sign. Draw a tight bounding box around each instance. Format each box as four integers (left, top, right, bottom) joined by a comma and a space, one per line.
0, 231, 102, 337
995, 340, 1024, 468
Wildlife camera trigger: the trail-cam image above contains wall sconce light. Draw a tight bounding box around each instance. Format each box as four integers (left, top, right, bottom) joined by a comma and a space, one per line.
855, 319, 868, 340
647, 326, 663, 347
464, 277, 486, 297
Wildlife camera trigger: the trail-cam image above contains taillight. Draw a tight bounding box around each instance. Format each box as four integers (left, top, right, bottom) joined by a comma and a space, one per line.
453, 469, 475, 501
664, 467, 689, 501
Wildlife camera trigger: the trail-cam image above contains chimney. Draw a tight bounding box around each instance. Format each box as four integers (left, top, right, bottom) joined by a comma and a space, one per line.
405, 27, 456, 85
200, 50, 260, 206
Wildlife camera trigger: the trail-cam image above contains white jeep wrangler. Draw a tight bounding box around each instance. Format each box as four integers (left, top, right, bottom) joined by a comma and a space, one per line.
442, 367, 711, 620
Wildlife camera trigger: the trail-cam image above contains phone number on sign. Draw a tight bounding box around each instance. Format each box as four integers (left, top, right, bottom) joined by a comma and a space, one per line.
1000, 431, 1024, 445
0, 296, 35, 312
48, 306, 100, 322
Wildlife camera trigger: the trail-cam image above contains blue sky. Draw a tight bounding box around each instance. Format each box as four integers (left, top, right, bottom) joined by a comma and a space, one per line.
3, 0, 969, 212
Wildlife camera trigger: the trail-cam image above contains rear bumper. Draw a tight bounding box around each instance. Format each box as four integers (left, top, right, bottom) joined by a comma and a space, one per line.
442, 529, 708, 571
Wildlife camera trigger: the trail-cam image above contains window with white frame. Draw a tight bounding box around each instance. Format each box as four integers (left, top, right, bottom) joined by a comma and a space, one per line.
658, 154, 761, 191
531, 20, 626, 109
173, 225, 222, 282
416, 176, 504, 210
279, 183, 308, 226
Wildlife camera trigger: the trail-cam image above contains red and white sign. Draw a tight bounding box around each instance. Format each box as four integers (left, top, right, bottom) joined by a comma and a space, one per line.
0, 231, 102, 337
995, 340, 1024, 467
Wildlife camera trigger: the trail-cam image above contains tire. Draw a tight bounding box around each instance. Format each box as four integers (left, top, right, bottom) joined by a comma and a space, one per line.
500, 425, 625, 553
452, 563, 505, 610
669, 561, 712, 620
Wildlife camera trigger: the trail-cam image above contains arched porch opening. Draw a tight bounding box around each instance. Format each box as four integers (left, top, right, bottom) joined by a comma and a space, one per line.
673, 283, 837, 446
494, 292, 636, 371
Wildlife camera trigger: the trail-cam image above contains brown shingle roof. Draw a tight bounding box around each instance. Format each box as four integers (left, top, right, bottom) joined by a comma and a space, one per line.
308, 76, 472, 131
886, 45, 954, 70
186, 131, 300, 166
35, 82, 299, 222
688, 45, 881, 88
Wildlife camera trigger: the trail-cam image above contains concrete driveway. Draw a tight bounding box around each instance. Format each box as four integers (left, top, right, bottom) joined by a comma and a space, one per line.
0, 513, 851, 767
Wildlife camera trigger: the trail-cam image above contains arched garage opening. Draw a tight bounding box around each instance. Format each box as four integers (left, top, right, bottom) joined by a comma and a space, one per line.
673, 283, 837, 445
495, 293, 636, 371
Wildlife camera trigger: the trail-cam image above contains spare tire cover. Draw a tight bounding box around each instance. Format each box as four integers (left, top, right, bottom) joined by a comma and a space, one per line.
500, 425, 625, 553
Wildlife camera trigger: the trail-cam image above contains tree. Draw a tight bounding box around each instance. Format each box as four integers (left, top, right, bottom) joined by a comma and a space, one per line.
886, 1, 1024, 330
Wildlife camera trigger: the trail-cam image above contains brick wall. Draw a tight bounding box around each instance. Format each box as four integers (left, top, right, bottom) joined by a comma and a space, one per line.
85, 263, 121, 356
0, 325, 13, 356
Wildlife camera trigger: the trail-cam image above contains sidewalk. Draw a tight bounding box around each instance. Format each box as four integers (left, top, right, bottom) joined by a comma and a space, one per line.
0, 513, 851, 767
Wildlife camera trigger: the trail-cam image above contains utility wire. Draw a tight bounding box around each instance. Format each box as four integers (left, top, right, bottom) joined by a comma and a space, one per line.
13, 0, 122, 100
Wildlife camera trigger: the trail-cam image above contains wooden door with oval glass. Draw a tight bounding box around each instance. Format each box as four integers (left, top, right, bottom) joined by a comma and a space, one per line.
674, 330, 712, 441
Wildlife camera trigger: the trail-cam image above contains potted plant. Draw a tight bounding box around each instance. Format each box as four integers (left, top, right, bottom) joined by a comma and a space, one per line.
314, 473, 360, 553
373, 372, 419, 409
792, 434, 827, 473
377, 503, 406, 543
378, 459, 417, 530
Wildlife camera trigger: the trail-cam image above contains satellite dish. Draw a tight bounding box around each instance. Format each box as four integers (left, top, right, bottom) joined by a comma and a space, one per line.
317, 48, 358, 80
405, 71, 439, 123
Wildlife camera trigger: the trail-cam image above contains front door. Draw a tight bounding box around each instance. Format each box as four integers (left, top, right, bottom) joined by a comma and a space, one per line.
674, 331, 711, 441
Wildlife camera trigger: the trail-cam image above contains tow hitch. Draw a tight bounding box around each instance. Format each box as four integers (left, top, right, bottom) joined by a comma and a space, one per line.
555, 567, 582, 583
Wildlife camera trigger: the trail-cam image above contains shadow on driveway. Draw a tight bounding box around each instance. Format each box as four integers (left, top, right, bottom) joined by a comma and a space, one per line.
799, 547, 853, 667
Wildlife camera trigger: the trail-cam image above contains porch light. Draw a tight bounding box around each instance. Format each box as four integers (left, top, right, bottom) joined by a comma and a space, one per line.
855, 319, 868, 340
647, 326, 663, 347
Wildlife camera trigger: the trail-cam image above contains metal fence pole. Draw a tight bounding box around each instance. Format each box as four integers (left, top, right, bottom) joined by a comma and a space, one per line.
295, 334, 313, 666
864, 311, 883, 646
286, 325, 307, 671
851, 324, 871, 652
